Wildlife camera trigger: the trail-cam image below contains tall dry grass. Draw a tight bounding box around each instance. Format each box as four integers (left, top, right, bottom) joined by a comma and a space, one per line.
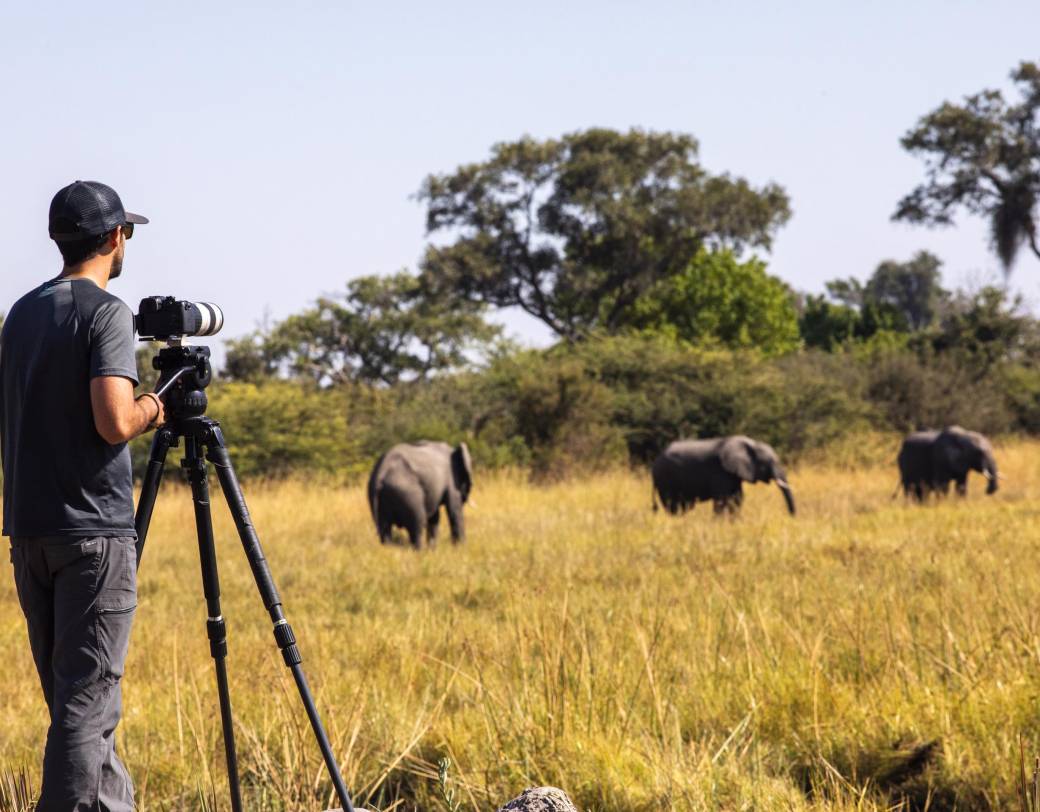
3, 436, 1040, 810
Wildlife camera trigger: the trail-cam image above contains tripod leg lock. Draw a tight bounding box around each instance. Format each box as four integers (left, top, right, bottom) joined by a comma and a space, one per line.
273, 620, 302, 666
207, 616, 229, 659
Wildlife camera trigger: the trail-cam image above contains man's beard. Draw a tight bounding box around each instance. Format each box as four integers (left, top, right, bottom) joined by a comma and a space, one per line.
109, 244, 124, 279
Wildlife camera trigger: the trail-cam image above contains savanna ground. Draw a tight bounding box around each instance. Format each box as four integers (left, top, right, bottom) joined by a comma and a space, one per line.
3, 435, 1040, 811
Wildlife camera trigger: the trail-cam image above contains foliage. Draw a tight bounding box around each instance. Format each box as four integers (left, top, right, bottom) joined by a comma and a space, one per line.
418, 128, 791, 340
142, 310, 1040, 482
223, 271, 499, 386
799, 296, 908, 350
915, 285, 1036, 372
862, 251, 948, 331
130, 381, 360, 480
895, 60, 1040, 270
856, 345, 1015, 434
135, 344, 160, 391
622, 248, 801, 354
803, 251, 953, 351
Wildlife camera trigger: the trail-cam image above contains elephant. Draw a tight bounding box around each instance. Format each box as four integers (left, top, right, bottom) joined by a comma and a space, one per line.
651, 435, 795, 516
367, 441, 473, 548
897, 425, 998, 500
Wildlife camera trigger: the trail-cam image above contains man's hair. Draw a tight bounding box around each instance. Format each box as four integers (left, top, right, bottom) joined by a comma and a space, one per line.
55, 230, 113, 266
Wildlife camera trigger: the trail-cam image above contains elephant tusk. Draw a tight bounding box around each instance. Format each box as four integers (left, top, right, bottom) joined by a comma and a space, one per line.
775, 478, 790, 489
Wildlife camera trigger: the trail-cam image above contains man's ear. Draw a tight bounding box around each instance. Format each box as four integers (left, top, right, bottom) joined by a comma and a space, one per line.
100, 228, 120, 253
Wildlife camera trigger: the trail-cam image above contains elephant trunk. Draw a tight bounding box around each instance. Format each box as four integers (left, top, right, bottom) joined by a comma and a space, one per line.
982, 457, 999, 495
774, 472, 796, 516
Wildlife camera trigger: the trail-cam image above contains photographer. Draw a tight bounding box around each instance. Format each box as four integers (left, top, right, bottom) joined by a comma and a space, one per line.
2, 181, 163, 812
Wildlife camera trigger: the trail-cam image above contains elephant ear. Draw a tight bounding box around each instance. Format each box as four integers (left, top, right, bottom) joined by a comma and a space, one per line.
719, 437, 757, 482
937, 428, 969, 470
452, 442, 474, 501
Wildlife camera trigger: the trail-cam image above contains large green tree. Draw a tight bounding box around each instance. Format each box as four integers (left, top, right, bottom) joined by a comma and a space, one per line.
223, 271, 499, 386
895, 61, 1040, 270
418, 128, 791, 340
623, 248, 800, 353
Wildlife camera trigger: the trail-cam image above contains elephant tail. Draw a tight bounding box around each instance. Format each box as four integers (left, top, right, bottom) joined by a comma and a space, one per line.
890, 479, 903, 499
651, 482, 659, 513
368, 477, 381, 525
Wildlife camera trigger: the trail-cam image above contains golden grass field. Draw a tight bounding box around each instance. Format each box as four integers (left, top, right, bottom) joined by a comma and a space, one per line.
4, 435, 1040, 811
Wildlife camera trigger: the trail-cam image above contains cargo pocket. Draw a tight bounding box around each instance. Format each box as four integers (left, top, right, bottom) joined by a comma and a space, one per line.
97, 537, 137, 679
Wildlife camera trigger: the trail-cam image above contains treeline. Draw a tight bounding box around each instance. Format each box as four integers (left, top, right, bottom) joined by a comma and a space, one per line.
136, 65, 1040, 479
137, 300, 1040, 480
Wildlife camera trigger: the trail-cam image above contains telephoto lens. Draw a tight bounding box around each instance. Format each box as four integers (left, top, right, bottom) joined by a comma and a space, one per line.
193, 302, 224, 336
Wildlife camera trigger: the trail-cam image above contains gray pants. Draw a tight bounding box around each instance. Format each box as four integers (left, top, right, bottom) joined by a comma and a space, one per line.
10, 536, 137, 812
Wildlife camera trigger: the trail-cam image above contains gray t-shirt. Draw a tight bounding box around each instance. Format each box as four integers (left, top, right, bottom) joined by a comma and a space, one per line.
1, 278, 140, 537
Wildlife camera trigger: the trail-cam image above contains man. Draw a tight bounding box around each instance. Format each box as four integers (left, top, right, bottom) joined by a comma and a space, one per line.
3, 181, 164, 811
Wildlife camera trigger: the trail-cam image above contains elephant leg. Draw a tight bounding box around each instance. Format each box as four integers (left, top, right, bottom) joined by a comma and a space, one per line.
446, 495, 465, 543
378, 521, 392, 544
427, 509, 440, 548
954, 476, 967, 496
403, 510, 423, 550
712, 499, 725, 516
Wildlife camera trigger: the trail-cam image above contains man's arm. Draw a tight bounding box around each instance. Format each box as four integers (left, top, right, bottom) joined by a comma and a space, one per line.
90, 376, 164, 444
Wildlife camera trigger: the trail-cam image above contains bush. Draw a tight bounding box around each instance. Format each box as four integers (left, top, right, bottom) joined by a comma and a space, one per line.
131, 334, 1040, 481
131, 381, 359, 481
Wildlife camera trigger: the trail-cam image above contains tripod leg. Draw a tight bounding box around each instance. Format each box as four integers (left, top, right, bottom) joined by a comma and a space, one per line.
205, 426, 356, 812
184, 435, 244, 812
134, 427, 175, 569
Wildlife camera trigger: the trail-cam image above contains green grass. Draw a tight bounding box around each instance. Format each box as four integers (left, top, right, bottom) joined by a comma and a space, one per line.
4, 437, 1040, 810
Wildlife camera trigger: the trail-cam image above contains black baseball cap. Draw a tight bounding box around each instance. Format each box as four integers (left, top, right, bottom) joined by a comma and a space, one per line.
49, 180, 149, 242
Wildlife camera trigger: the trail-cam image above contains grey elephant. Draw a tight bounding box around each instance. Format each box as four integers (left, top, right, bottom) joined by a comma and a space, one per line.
367, 441, 473, 548
897, 425, 998, 500
651, 435, 795, 516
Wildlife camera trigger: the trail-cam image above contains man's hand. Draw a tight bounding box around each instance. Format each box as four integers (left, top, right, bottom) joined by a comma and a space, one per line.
90, 376, 165, 444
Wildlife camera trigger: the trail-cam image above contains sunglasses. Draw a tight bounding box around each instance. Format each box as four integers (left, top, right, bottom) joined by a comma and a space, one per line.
121, 223, 134, 240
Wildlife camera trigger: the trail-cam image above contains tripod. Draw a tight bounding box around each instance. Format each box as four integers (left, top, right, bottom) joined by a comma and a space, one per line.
134, 343, 356, 812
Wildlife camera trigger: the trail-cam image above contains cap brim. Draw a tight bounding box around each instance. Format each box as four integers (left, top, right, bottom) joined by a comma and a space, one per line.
125, 211, 149, 225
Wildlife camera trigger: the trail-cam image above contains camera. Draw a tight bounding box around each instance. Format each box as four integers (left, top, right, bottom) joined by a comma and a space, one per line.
136, 296, 224, 341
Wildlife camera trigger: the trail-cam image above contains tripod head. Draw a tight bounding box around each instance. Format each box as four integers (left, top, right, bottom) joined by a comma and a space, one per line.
153, 344, 213, 421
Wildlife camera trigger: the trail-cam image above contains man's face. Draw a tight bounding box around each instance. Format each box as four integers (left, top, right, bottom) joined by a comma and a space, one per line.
109, 229, 126, 279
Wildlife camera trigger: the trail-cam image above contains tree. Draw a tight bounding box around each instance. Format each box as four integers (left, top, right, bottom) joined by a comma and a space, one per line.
864, 251, 948, 331
223, 271, 499, 386
820, 251, 948, 335
799, 296, 861, 350
895, 61, 1040, 270
623, 248, 801, 353
418, 128, 791, 340
919, 285, 1036, 372
798, 296, 904, 350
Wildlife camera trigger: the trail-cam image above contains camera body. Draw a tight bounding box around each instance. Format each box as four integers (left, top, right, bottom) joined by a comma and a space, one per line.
136, 296, 224, 341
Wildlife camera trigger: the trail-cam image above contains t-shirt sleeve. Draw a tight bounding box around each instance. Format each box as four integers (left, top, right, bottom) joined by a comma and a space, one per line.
90, 299, 140, 385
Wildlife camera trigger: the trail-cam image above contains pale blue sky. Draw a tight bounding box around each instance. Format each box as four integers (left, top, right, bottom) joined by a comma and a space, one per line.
2, 1, 1039, 352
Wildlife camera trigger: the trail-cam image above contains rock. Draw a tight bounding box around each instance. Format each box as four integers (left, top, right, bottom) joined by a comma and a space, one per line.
496, 786, 579, 812
323, 784, 578, 812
